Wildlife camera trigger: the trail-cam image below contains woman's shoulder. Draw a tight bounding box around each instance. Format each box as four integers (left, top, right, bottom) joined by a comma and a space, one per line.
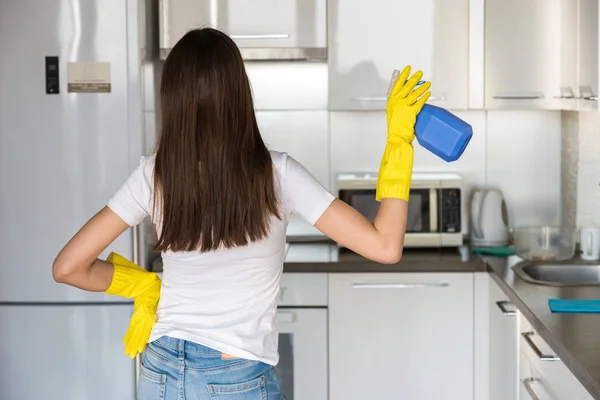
134, 154, 156, 187
268, 150, 289, 174
268, 150, 302, 174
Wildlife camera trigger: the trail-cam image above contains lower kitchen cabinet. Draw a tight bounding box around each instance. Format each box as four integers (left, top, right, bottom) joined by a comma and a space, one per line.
488, 276, 519, 400
519, 314, 594, 400
328, 273, 474, 400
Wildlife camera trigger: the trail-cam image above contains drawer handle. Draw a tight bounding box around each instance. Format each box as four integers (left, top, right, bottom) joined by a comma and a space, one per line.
522, 332, 560, 361
277, 311, 296, 323
496, 301, 516, 316
352, 283, 449, 289
351, 96, 387, 102
493, 95, 543, 100
352, 95, 445, 103
230, 34, 290, 40
522, 378, 542, 400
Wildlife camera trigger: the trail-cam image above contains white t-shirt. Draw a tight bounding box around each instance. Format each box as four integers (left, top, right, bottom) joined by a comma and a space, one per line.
107, 151, 334, 365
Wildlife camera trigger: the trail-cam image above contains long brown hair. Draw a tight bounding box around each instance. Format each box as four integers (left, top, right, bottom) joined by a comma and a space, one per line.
154, 28, 280, 252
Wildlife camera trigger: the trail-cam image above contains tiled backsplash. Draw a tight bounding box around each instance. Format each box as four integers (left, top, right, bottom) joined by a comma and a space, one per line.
142, 62, 565, 233
562, 111, 600, 227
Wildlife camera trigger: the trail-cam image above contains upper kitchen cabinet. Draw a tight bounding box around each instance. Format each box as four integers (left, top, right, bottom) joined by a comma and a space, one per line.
159, 0, 327, 60
552, 0, 598, 111
485, 0, 563, 109
577, 0, 599, 111
328, 0, 470, 111
558, 0, 579, 110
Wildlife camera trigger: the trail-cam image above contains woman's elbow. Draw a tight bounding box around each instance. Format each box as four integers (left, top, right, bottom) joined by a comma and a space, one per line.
378, 247, 403, 264
52, 258, 75, 283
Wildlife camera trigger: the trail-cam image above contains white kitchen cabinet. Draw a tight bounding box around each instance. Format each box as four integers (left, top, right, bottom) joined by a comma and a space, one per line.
485, 0, 562, 109
519, 314, 594, 400
558, 0, 579, 110
488, 277, 519, 400
328, 0, 469, 110
577, 0, 599, 110
328, 273, 474, 400
159, 0, 326, 60
519, 350, 558, 399
557, 0, 599, 111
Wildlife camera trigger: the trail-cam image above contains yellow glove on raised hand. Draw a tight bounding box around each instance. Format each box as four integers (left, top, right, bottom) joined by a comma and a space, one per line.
376, 66, 431, 201
105, 252, 161, 358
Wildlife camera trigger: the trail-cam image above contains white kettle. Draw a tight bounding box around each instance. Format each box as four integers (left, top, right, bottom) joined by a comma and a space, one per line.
470, 189, 509, 247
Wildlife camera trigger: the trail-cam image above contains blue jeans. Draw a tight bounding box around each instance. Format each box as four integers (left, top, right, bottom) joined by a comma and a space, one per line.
138, 336, 285, 400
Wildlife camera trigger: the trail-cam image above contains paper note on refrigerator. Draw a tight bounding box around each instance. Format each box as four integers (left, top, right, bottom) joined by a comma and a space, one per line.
67, 62, 111, 93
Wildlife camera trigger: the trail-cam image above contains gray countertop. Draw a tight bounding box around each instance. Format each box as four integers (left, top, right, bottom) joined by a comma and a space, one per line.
283, 242, 484, 272
484, 256, 600, 399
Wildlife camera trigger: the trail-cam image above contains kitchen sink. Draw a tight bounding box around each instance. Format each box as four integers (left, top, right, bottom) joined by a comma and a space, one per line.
513, 262, 600, 286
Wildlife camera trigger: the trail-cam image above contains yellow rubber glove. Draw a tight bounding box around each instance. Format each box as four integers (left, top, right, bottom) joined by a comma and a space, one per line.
376, 65, 431, 201
105, 252, 161, 358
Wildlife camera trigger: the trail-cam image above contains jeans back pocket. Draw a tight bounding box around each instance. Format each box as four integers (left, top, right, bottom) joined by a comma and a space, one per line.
207, 375, 267, 399
138, 363, 167, 400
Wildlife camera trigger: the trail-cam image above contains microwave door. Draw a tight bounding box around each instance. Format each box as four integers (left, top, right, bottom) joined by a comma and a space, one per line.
406, 189, 436, 233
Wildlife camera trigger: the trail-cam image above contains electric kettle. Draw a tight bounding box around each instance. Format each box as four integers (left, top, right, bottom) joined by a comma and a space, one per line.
470, 189, 509, 247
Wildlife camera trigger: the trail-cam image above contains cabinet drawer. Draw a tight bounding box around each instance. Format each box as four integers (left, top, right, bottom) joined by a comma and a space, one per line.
519, 314, 593, 399
279, 273, 327, 307
329, 273, 474, 400
519, 350, 558, 399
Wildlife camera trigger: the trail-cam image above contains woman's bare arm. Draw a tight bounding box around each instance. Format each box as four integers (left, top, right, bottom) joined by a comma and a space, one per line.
52, 206, 129, 291
314, 198, 407, 264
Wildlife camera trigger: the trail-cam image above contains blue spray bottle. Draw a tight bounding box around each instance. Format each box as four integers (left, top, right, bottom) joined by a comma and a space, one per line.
387, 69, 473, 162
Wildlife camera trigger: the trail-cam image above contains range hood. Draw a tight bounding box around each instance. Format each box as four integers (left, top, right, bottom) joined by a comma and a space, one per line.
159, 0, 327, 61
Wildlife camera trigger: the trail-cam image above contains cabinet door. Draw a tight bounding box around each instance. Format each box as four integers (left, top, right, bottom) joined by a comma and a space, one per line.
218, 0, 326, 49
159, 0, 326, 58
577, 0, 599, 110
485, 0, 562, 109
159, 0, 212, 55
328, 0, 469, 110
488, 277, 519, 400
329, 273, 474, 400
558, 0, 579, 110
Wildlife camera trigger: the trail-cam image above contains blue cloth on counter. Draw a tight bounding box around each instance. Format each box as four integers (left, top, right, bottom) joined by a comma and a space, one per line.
548, 298, 600, 313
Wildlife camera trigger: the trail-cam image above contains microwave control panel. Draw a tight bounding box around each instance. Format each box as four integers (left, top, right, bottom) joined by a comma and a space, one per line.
440, 188, 461, 233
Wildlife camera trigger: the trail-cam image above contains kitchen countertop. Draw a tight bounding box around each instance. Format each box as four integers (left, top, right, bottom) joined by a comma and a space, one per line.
283, 242, 484, 272
484, 256, 600, 399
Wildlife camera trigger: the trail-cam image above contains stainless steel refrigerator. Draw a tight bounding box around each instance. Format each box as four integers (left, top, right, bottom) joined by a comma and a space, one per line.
0, 0, 144, 398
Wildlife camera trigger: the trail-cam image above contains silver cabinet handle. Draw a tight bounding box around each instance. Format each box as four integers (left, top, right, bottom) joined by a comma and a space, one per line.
522, 332, 560, 361
493, 95, 543, 100
522, 378, 542, 400
352, 282, 449, 289
496, 300, 516, 316
230, 34, 289, 40
351, 96, 387, 102
554, 86, 576, 99
578, 85, 597, 100
353, 95, 444, 103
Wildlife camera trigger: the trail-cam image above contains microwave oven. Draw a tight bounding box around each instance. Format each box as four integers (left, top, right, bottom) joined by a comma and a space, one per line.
337, 172, 464, 247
